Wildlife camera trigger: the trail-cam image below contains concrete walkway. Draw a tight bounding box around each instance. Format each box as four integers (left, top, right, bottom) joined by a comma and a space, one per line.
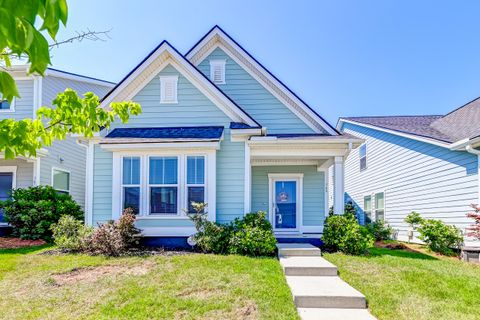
277, 243, 376, 320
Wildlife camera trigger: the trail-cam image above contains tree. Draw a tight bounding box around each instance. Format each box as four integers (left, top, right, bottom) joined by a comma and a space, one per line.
0, 0, 141, 158
466, 204, 480, 240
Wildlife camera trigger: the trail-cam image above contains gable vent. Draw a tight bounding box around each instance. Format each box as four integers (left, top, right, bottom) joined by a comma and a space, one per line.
210, 60, 226, 84
160, 75, 178, 104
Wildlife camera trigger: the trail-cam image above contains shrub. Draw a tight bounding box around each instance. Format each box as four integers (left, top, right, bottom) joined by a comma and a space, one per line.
322, 213, 374, 255
366, 221, 394, 241
51, 215, 93, 251
0, 186, 83, 240
88, 209, 141, 256
405, 212, 423, 230
417, 219, 463, 256
189, 206, 276, 256
229, 211, 276, 256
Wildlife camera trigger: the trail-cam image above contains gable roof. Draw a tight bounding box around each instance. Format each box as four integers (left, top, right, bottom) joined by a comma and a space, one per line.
185, 25, 338, 135
338, 96, 480, 148
99, 40, 260, 128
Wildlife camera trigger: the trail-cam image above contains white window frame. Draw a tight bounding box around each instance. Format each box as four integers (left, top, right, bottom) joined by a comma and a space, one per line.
374, 191, 385, 222
0, 98, 15, 113
359, 143, 367, 171
147, 156, 180, 215
159, 75, 178, 104
112, 149, 216, 221
121, 156, 142, 214
185, 155, 207, 213
209, 59, 226, 84
363, 195, 372, 222
51, 167, 70, 194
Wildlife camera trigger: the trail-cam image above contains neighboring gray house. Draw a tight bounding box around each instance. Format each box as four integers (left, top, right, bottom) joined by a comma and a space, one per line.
0, 65, 114, 224
337, 97, 480, 243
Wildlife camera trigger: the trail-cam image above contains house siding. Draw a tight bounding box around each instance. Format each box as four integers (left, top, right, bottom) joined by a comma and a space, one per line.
0, 80, 34, 121
251, 165, 326, 227
91, 64, 246, 226
39, 76, 113, 208
342, 122, 478, 241
196, 47, 316, 134
0, 159, 34, 188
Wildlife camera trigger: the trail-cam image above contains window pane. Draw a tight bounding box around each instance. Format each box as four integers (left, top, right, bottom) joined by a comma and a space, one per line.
0, 173, 13, 223
149, 157, 177, 184
359, 144, 366, 157
53, 170, 69, 192
150, 187, 177, 214
123, 157, 140, 185
375, 193, 384, 209
376, 210, 385, 222
188, 186, 205, 212
360, 157, 367, 170
123, 187, 140, 214
0, 100, 10, 110
187, 156, 205, 184
364, 196, 371, 211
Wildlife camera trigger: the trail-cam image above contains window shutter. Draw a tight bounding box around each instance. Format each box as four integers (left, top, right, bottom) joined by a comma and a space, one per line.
159, 76, 178, 103
209, 60, 226, 84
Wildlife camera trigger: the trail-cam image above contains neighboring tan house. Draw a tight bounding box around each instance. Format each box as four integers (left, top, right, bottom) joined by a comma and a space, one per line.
0, 66, 114, 226
337, 97, 480, 243
79, 26, 361, 246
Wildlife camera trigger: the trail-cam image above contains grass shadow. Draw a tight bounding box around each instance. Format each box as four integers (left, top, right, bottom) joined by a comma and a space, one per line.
0, 244, 52, 255
366, 247, 438, 260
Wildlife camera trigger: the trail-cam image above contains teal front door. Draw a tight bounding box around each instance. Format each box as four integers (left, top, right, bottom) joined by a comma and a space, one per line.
272, 179, 298, 231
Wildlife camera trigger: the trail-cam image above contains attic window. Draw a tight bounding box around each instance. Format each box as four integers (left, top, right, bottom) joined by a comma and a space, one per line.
210, 60, 226, 84
160, 75, 178, 104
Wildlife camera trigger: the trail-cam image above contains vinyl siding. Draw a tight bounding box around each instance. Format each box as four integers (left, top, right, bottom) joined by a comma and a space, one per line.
196, 47, 317, 134
39, 76, 113, 208
251, 165, 326, 227
342, 122, 478, 241
91, 64, 246, 226
0, 159, 34, 188
0, 80, 34, 120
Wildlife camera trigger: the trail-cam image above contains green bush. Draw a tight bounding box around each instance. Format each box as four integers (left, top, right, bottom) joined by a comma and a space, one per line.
51, 215, 93, 251
0, 186, 83, 240
229, 211, 277, 256
190, 209, 276, 256
405, 212, 423, 229
322, 213, 374, 255
366, 221, 394, 241
417, 219, 463, 256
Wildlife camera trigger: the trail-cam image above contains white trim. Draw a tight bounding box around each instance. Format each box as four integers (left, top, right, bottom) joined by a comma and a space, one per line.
186, 28, 338, 135
159, 75, 178, 104
209, 59, 226, 84
85, 140, 95, 225
252, 159, 324, 167
32, 75, 42, 118
0, 166, 17, 189
268, 173, 303, 232
98, 42, 258, 127
51, 167, 71, 194
141, 226, 197, 237
333, 156, 344, 214
33, 158, 41, 186
338, 119, 451, 149
300, 226, 324, 233
0, 97, 15, 113
244, 141, 251, 214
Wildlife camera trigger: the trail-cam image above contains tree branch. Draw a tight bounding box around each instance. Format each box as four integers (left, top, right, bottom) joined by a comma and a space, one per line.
49, 29, 112, 49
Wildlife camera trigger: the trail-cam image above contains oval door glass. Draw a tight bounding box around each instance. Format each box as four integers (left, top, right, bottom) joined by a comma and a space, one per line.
275, 181, 296, 229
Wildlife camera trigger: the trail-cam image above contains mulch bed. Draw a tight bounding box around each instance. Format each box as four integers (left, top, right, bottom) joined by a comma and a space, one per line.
0, 237, 46, 249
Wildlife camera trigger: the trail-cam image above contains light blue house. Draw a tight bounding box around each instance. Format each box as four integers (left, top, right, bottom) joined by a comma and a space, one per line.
81, 26, 361, 246
0, 66, 113, 228
337, 98, 480, 243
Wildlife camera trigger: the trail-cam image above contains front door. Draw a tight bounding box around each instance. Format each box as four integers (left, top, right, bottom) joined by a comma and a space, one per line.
271, 178, 300, 231
0, 173, 13, 222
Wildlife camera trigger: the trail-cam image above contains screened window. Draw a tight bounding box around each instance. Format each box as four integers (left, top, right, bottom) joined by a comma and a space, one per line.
186, 156, 205, 213
52, 169, 70, 194
149, 157, 178, 214
364, 195, 372, 224
375, 192, 385, 222
359, 144, 367, 171
122, 157, 140, 214
159, 76, 178, 103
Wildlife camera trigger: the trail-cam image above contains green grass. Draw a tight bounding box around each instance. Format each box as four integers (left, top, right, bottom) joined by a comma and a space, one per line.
324, 245, 480, 320
0, 246, 298, 319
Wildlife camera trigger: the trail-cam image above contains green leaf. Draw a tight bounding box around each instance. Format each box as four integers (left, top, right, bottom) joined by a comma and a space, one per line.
0, 71, 20, 102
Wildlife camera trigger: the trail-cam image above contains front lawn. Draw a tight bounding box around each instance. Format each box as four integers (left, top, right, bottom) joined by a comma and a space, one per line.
0, 246, 298, 319
324, 244, 480, 320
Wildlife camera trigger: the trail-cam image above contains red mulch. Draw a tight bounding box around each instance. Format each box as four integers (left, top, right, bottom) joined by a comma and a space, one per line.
0, 237, 46, 249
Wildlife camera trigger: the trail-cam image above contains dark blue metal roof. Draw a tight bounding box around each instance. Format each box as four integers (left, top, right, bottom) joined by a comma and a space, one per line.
106, 126, 224, 139
229, 122, 261, 129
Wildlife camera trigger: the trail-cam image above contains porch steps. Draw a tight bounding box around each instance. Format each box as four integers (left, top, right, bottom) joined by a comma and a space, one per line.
276, 243, 376, 320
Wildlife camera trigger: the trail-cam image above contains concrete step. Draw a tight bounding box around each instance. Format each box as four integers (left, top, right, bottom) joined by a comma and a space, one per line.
286, 276, 366, 309
279, 256, 338, 276
277, 243, 321, 257
298, 308, 376, 320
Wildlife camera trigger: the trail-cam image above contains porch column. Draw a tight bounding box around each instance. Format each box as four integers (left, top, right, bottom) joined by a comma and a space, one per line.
333, 156, 345, 215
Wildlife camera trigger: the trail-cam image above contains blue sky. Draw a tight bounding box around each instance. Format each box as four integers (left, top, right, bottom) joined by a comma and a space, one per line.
51, 0, 480, 124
